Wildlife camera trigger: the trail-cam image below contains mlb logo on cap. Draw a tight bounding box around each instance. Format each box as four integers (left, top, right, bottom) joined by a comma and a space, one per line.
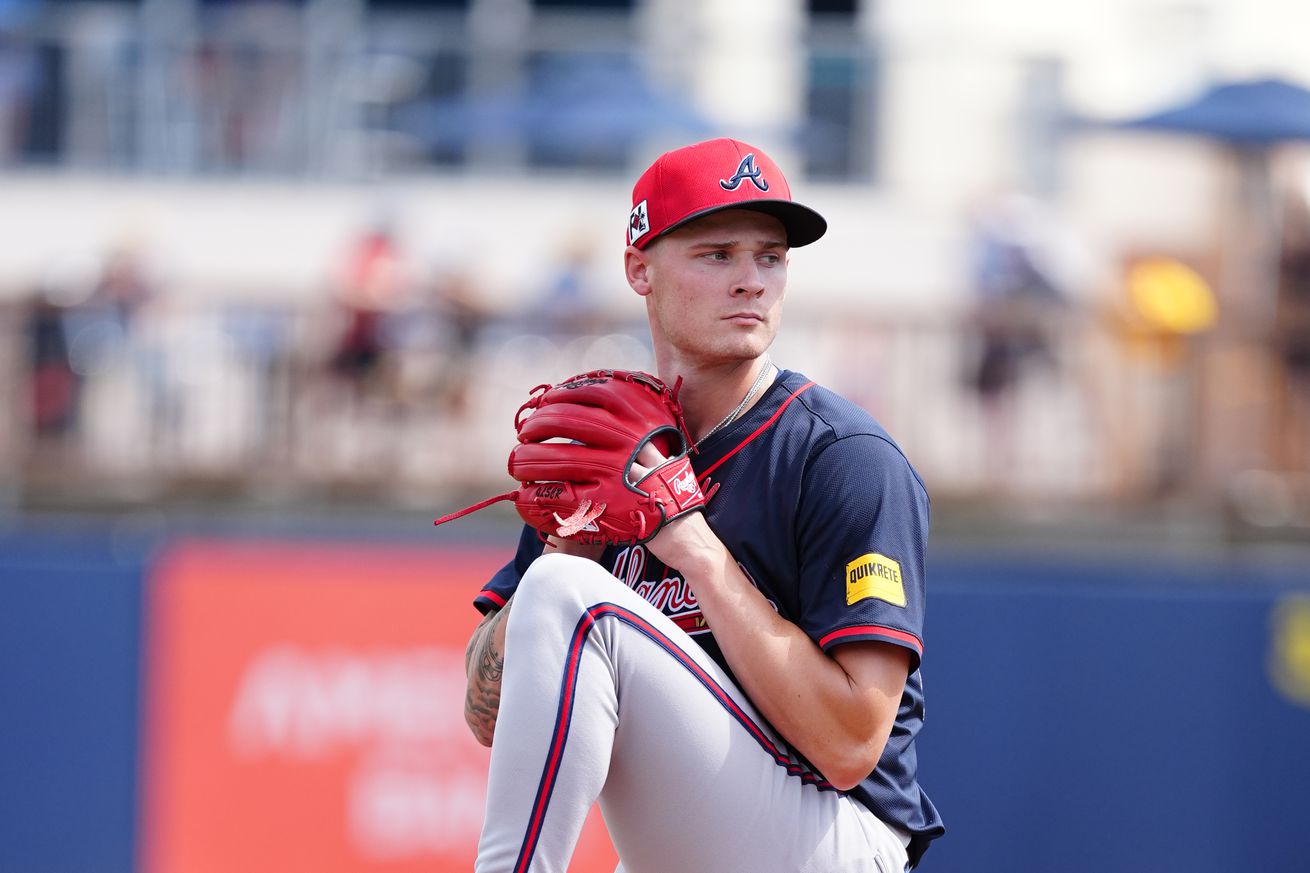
627, 138, 827, 250
629, 199, 650, 245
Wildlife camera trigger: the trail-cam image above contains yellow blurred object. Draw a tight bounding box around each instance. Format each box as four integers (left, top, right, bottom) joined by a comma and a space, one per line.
1269, 595, 1310, 709
1127, 257, 1219, 334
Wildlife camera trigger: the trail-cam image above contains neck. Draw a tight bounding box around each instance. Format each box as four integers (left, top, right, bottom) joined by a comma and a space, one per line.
658, 353, 774, 443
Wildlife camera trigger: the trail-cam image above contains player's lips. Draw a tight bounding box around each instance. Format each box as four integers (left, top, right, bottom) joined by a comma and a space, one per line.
723, 312, 766, 323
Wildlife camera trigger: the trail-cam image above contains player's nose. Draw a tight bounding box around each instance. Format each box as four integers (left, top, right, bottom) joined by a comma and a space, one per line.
731, 259, 766, 296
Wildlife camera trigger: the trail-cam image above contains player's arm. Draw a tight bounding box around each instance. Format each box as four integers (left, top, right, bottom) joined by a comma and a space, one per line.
646, 516, 908, 790
464, 599, 512, 747
463, 536, 606, 746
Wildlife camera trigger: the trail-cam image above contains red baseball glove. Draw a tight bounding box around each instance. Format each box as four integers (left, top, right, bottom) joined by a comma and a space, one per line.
433, 369, 709, 545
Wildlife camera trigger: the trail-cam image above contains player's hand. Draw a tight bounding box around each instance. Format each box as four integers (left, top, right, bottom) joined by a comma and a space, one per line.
543, 535, 606, 561
631, 443, 723, 572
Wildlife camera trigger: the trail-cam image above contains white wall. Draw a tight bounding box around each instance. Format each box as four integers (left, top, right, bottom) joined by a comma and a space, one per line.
0, 171, 963, 314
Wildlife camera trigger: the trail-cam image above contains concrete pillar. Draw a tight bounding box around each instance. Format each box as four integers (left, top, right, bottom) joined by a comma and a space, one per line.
466, 0, 532, 169
638, 0, 807, 165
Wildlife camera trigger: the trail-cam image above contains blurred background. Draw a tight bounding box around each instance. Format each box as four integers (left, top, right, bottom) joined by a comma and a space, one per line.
1, 0, 1308, 871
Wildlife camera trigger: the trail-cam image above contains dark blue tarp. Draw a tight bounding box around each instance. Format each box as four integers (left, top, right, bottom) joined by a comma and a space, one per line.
0, 529, 153, 873
1, 527, 1307, 873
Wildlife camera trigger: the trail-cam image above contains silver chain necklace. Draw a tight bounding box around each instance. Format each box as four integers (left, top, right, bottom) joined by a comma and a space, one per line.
696, 357, 773, 447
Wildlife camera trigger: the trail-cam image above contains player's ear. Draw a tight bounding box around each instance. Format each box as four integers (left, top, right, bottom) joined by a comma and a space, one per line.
625, 245, 654, 297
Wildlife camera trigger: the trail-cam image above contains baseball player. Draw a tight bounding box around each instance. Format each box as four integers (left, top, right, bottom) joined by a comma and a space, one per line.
460, 138, 944, 872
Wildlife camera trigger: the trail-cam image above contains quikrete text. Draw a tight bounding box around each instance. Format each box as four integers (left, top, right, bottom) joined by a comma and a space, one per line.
849, 559, 900, 586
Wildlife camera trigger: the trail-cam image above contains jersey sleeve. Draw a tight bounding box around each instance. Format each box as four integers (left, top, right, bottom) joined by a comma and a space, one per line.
474, 525, 546, 613
794, 433, 929, 667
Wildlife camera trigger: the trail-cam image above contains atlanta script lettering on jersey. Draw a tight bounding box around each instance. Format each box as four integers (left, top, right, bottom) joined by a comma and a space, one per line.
611, 545, 707, 633
610, 546, 780, 633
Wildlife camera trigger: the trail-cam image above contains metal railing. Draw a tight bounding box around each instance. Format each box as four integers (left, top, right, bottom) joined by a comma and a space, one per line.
6, 291, 1308, 535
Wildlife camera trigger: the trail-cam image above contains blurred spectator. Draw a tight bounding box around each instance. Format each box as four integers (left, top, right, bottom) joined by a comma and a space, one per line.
528, 235, 606, 337
23, 246, 157, 447
63, 246, 156, 386
0, 0, 39, 164
427, 267, 491, 418
963, 191, 1070, 486
965, 191, 1067, 399
381, 260, 495, 431
284, 219, 416, 477
24, 288, 80, 439
92, 245, 154, 326
329, 222, 410, 396
222, 301, 294, 464
1276, 191, 1310, 472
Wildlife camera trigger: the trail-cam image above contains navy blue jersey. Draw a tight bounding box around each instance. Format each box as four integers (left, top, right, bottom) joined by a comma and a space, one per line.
475, 369, 945, 866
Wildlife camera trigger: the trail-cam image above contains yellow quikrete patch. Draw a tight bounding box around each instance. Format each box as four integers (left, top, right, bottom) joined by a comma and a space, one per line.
845, 553, 907, 607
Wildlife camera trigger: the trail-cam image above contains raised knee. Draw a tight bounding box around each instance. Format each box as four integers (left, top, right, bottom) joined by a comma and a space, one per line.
515, 552, 615, 613
520, 551, 583, 589
503, 554, 600, 649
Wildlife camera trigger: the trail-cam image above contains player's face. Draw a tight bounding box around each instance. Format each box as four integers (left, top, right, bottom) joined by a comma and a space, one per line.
627, 209, 789, 367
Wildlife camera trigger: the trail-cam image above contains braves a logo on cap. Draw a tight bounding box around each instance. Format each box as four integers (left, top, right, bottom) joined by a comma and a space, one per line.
720, 154, 769, 192
629, 199, 650, 244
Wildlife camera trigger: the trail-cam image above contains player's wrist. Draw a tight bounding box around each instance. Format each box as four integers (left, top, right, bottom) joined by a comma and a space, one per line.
645, 511, 723, 574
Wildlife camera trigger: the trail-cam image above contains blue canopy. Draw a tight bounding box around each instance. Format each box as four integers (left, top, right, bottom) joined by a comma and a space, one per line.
1117, 77, 1310, 147
397, 53, 711, 159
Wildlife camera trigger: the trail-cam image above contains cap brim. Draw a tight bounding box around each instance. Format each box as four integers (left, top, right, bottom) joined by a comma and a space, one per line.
650, 200, 828, 249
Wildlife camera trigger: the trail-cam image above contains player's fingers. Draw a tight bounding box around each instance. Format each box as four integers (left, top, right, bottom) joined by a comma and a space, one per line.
628, 442, 669, 484
637, 442, 665, 467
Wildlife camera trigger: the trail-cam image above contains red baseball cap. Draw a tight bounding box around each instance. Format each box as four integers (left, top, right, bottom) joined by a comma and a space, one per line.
627, 138, 827, 250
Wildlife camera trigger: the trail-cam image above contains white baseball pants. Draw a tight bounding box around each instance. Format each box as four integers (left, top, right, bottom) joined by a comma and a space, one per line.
475, 552, 910, 873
